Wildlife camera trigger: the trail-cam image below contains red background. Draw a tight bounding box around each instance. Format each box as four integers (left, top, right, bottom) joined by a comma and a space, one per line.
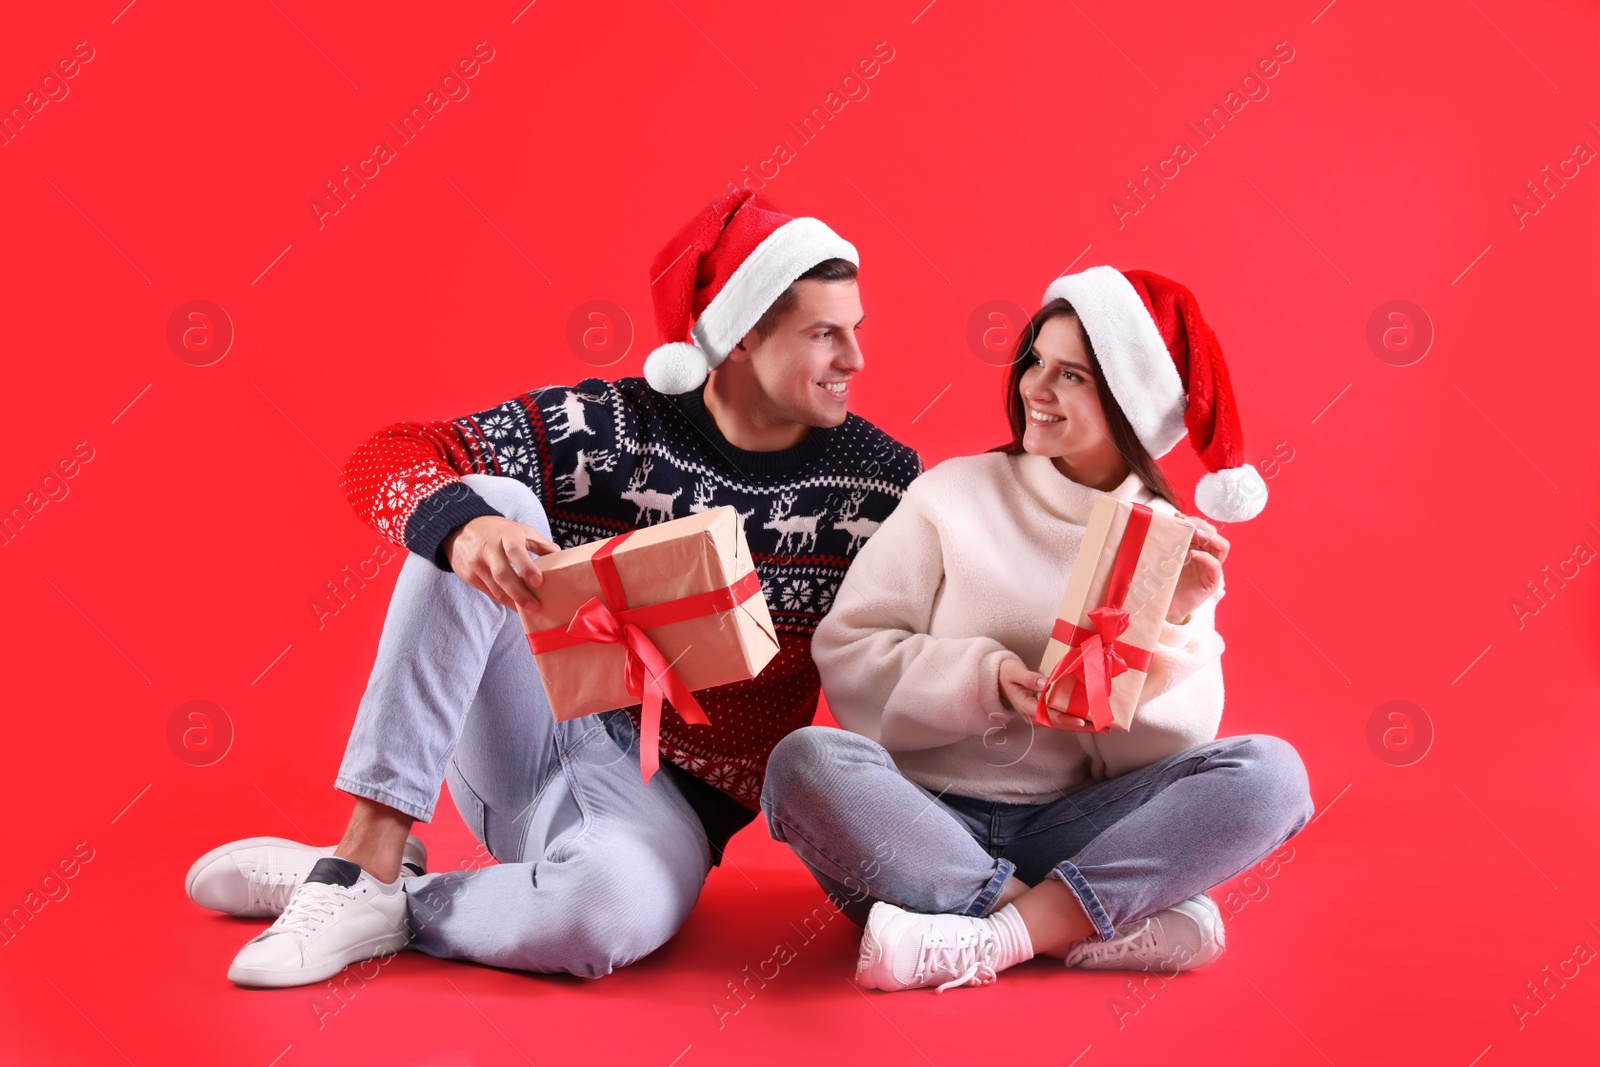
2, 1, 1597, 1064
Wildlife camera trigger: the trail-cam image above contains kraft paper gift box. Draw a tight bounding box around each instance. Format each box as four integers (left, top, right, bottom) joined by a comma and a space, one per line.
517, 505, 779, 779
1035, 496, 1196, 733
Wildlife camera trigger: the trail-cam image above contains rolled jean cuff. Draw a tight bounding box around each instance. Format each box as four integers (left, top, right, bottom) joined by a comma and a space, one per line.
969, 857, 1018, 918
335, 776, 435, 822
1049, 859, 1117, 941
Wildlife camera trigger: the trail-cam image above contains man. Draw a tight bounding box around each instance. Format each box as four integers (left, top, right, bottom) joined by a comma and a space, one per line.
185, 188, 922, 987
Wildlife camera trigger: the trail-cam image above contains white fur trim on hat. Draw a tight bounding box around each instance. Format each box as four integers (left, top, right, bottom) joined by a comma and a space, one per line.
1042, 266, 1188, 458
691, 217, 858, 364
643, 341, 711, 395
1194, 464, 1268, 522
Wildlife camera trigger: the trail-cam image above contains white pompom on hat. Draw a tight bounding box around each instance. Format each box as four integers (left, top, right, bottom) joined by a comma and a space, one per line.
643, 188, 859, 394
1042, 266, 1268, 522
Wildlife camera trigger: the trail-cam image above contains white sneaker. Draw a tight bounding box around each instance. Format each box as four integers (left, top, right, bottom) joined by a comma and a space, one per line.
1064, 893, 1225, 972
186, 835, 427, 917
856, 902, 1007, 993
227, 857, 412, 988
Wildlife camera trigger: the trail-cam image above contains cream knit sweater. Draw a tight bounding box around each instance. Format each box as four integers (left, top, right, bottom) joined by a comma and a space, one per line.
812, 451, 1227, 805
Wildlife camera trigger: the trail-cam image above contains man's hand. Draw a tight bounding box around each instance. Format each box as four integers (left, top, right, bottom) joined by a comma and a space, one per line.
442, 515, 560, 612
1166, 514, 1229, 624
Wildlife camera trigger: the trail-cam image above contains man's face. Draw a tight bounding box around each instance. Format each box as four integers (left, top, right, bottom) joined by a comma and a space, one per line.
729, 279, 865, 429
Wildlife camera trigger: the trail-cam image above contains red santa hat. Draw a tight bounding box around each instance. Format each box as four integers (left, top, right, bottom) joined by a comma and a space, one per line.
1041, 265, 1268, 522
643, 188, 859, 394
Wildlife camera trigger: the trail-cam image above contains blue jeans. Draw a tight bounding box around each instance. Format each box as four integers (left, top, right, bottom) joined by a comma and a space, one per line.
335, 474, 713, 977
761, 726, 1314, 939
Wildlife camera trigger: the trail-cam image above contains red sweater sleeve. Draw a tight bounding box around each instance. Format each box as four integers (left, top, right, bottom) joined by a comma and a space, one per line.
339, 380, 624, 569
338, 416, 508, 571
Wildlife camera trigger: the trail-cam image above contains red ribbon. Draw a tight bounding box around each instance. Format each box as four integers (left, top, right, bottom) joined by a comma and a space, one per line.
524, 529, 761, 781
1036, 503, 1154, 732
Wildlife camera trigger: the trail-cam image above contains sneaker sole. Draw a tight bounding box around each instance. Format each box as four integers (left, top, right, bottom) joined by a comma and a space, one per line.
227, 930, 413, 989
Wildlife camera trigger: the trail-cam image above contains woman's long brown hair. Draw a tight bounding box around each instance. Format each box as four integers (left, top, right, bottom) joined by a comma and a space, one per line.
987, 297, 1185, 512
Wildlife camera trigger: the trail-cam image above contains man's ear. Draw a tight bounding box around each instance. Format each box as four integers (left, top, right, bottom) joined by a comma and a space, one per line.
724, 329, 758, 364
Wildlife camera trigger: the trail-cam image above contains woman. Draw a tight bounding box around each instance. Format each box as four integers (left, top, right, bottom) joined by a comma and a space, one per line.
760, 265, 1314, 993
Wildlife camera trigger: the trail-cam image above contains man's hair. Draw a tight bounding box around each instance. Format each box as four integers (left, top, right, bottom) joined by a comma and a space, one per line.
751, 258, 858, 341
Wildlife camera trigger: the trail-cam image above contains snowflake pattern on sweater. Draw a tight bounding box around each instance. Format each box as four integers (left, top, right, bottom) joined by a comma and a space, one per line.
339, 376, 922, 812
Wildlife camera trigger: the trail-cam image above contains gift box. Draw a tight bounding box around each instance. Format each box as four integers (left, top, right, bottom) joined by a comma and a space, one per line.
1035, 496, 1196, 733
518, 506, 779, 779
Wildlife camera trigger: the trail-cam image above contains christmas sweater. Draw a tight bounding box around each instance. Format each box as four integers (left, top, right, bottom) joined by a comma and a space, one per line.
339, 376, 922, 855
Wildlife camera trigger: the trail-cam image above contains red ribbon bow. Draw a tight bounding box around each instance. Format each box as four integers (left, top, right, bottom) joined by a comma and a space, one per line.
561, 593, 709, 782
1036, 605, 1133, 731
525, 528, 760, 781
1035, 502, 1155, 732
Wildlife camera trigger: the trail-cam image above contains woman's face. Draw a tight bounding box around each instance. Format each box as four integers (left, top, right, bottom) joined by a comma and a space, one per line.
1018, 315, 1130, 489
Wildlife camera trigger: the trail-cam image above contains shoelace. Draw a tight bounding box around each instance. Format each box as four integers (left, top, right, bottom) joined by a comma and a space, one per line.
1069, 918, 1160, 966
267, 882, 352, 938
245, 868, 300, 914
919, 930, 1001, 993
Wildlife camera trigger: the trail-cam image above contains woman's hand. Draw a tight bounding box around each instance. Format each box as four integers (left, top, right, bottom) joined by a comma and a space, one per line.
998, 657, 1046, 716
1166, 514, 1229, 623
999, 657, 1091, 729
442, 515, 560, 611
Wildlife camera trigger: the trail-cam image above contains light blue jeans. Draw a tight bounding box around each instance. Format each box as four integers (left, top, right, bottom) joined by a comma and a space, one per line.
335, 475, 713, 978
761, 726, 1314, 939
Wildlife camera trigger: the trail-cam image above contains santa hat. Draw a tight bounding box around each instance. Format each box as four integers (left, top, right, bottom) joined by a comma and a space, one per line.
1041, 265, 1268, 522
643, 188, 858, 394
